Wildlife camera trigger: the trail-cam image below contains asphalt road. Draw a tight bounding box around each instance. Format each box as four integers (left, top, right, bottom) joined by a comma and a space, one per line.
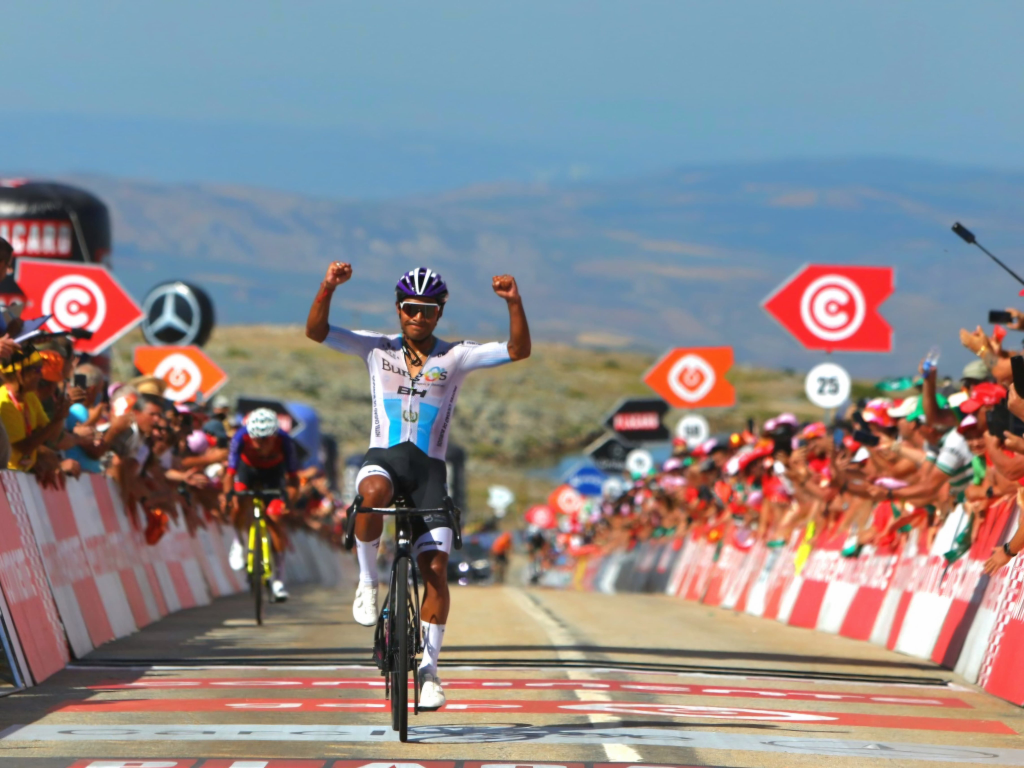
0, 573, 1022, 768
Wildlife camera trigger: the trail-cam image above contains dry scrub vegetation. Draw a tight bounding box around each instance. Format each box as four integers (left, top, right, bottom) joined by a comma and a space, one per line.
112, 325, 852, 515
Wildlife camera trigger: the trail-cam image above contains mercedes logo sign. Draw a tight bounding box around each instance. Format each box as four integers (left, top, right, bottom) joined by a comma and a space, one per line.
141, 281, 215, 347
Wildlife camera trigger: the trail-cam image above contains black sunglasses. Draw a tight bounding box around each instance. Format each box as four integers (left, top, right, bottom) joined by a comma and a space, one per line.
399, 301, 440, 319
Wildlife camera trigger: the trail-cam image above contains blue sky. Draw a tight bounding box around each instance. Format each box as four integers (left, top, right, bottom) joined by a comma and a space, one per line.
2, 1, 1024, 197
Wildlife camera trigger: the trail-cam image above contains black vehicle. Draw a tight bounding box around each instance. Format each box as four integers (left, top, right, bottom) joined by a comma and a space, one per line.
447, 539, 492, 585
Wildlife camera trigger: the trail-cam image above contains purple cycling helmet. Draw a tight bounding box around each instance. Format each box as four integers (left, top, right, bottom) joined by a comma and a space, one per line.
396, 267, 448, 304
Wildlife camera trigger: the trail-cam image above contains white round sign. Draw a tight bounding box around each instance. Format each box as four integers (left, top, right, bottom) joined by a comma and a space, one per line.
601, 476, 626, 499
626, 449, 654, 478
675, 415, 710, 448
805, 362, 851, 409
487, 485, 515, 518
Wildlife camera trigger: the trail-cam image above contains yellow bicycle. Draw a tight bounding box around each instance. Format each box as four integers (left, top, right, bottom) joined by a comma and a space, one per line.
235, 488, 280, 625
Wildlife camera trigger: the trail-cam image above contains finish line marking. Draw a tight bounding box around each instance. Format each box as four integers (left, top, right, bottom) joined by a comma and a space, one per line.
65, 664, 954, 689
51, 699, 1012, 733
86, 677, 970, 707
6, 724, 1024, 764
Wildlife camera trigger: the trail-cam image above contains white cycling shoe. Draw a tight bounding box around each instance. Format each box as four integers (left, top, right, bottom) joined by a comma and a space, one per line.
352, 583, 378, 627
418, 670, 446, 711
271, 579, 289, 602
228, 539, 245, 571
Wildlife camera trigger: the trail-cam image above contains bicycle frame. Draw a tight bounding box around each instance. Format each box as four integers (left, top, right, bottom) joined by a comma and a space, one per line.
344, 493, 462, 740
233, 488, 284, 626
246, 498, 273, 584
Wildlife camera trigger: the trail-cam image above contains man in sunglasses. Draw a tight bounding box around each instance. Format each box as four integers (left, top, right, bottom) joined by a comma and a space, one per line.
306, 262, 530, 710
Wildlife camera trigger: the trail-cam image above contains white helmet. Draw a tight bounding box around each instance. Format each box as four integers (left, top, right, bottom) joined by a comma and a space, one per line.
246, 408, 278, 438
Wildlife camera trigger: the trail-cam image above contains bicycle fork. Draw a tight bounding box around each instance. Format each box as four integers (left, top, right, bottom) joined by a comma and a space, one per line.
247, 512, 273, 583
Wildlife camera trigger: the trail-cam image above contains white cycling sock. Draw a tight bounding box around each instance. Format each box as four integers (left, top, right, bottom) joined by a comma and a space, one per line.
356, 537, 380, 586
273, 550, 286, 585
418, 622, 446, 676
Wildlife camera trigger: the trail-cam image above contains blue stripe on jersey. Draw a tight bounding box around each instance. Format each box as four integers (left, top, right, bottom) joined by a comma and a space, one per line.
383, 398, 403, 447
415, 402, 440, 453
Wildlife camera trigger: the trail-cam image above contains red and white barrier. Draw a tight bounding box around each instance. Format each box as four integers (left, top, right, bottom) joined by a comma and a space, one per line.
0, 470, 345, 685
546, 496, 1024, 709
0, 473, 69, 682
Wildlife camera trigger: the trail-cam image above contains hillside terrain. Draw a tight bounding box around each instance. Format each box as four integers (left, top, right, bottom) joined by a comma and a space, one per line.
74, 158, 1024, 377
111, 327, 869, 516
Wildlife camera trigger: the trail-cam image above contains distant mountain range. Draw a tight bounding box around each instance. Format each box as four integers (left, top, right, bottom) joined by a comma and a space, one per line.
67, 158, 1024, 377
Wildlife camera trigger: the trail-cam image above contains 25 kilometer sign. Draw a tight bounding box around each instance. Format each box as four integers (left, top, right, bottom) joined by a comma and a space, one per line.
134, 346, 228, 403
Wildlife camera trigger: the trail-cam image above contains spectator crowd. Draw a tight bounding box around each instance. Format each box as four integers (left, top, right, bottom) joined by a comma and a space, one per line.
539, 311, 1024, 579
0, 236, 344, 554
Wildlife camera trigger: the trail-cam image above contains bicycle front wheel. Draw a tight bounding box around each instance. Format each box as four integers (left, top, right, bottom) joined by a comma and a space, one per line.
250, 522, 264, 626
391, 556, 409, 742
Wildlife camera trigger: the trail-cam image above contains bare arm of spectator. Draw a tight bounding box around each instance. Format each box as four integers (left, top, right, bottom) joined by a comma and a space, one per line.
876, 461, 947, 503
0, 337, 19, 363
12, 399, 68, 459
985, 489, 1024, 574
921, 361, 957, 429
984, 433, 1024, 482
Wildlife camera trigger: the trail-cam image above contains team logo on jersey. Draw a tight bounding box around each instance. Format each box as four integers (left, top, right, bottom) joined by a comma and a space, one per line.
422, 367, 448, 382
382, 359, 411, 377
402, 409, 419, 422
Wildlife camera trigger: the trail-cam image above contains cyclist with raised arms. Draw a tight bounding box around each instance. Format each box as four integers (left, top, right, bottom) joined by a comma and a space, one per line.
224, 407, 300, 602
306, 262, 530, 709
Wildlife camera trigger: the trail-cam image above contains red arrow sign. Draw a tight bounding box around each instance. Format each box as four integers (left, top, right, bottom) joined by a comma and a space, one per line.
15, 258, 143, 354
762, 264, 894, 352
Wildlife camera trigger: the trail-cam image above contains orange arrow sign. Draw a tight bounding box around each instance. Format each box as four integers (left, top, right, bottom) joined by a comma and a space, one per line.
133, 345, 228, 403
644, 346, 735, 409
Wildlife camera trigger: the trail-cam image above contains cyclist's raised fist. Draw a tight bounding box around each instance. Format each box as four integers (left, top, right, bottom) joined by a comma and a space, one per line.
325, 262, 352, 287
492, 274, 520, 301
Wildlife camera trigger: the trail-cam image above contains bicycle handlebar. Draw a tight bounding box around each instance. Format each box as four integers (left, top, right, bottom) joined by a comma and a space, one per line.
351, 506, 447, 516
230, 488, 285, 499
343, 494, 463, 552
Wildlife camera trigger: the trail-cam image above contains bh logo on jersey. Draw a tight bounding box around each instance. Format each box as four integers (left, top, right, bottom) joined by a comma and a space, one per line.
422, 367, 448, 383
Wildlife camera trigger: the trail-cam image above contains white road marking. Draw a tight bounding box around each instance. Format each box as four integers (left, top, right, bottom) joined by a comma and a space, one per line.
504, 587, 642, 763
5, 724, 1024, 764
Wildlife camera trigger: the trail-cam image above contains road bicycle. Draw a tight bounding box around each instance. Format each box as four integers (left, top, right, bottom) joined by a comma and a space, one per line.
233, 488, 282, 626
344, 493, 462, 742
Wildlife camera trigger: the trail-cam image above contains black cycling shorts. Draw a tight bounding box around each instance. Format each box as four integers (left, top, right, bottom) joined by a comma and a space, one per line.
359, 441, 451, 541
233, 461, 286, 492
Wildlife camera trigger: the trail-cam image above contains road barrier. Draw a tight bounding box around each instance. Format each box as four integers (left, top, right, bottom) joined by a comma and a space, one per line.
542, 497, 1024, 707
0, 471, 346, 686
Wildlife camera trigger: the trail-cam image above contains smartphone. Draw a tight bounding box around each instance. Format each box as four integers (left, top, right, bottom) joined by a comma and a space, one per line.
1013, 356, 1024, 399
73, 373, 87, 389
853, 429, 881, 447
988, 402, 1010, 437
990, 310, 1015, 325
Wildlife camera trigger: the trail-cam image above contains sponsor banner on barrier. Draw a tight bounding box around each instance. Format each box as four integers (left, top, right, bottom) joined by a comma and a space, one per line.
64, 476, 139, 639
16, 472, 109, 655
91, 475, 164, 627
0, 469, 343, 685
761, 531, 802, 621
885, 501, 1013, 662
976, 521, 1024, 703
0, 472, 68, 682
733, 540, 769, 614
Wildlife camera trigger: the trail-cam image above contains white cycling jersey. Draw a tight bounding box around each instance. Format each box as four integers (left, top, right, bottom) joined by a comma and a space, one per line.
324, 325, 512, 461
